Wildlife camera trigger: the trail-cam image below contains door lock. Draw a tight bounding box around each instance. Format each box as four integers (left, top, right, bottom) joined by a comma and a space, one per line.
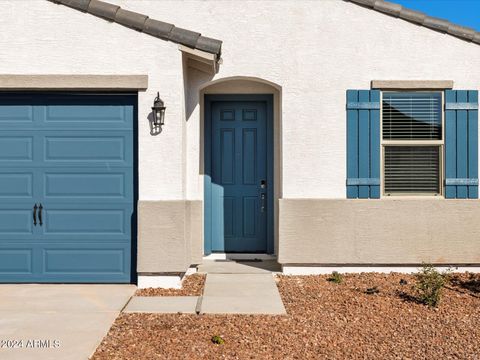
260, 193, 266, 213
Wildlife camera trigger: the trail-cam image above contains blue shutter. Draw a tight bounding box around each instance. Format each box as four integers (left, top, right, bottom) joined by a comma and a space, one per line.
346, 90, 381, 199
445, 90, 479, 199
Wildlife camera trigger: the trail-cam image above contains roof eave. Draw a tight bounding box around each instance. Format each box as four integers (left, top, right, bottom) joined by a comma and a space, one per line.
48, 0, 223, 59
346, 0, 480, 45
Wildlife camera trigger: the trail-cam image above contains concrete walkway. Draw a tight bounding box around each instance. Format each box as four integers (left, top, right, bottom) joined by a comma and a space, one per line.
0, 284, 135, 360
201, 273, 286, 314
124, 260, 286, 315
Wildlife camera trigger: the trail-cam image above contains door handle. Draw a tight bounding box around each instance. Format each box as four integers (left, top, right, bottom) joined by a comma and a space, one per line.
33, 204, 37, 226
260, 193, 266, 213
38, 204, 43, 226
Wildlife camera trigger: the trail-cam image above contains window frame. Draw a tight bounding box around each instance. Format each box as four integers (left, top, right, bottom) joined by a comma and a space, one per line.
380, 90, 445, 197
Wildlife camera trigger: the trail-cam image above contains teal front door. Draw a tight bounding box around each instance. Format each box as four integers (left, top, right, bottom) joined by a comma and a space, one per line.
205, 95, 273, 253
0, 93, 135, 283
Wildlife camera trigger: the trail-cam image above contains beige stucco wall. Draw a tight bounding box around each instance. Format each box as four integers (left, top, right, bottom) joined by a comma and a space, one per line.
279, 199, 480, 265
137, 200, 202, 273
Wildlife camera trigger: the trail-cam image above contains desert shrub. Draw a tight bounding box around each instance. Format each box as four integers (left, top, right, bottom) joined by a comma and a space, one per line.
415, 264, 450, 307
327, 271, 343, 284
211, 335, 225, 345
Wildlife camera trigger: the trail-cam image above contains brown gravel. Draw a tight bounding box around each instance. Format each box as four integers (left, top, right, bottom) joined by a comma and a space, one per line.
93, 273, 480, 359
135, 274, 206, 296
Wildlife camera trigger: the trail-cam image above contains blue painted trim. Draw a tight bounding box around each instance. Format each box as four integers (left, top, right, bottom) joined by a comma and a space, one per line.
204, 94, 274, 255
445, 90, 479, 199
369, 90, 381, 199
346, 90, 359, 198
346, 90, 380, 199
347, 102, 381, 110
468, 91, 479, 198
445, 103, 479, 110
445, 178, 479, 186
346, 178, 380, 186
445, 90, 457, 199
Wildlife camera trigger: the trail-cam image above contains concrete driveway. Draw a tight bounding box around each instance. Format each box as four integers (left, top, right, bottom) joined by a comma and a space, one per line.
0, 284, 135, 360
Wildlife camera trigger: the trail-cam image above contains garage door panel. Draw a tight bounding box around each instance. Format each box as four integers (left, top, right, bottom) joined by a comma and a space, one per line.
0, 249, 33, 274
45, 135, 126, 162
44, 209, 126, 235
43, 247, 126, 274
0, 105, 34, 124
40, 94, 133, 129
44, 172, 128, 199
43, 131, 132, 165
0, 210, 33, 235
0, 173, 33, 198
0, 136, 33, 161
46, 105, 126, 123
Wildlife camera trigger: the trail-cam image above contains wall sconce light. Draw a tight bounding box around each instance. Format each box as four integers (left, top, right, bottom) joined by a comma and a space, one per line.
151, 92, 166, 127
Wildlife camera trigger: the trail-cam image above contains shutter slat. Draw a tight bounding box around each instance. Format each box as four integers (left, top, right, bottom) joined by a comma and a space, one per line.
456, 91, 468, 199
358, 91, 370, 199
347, 90, 359, 199
468, 91, 479, 198
370, 90, 380, 198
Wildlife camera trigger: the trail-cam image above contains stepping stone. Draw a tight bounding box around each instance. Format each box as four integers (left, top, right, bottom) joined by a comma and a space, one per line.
124, 296, 199, 314
200, 274, 286, 315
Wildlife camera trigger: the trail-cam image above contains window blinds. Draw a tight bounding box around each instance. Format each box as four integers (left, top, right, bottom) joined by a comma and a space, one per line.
382, 92, 442, 140
384, 146, 440, 194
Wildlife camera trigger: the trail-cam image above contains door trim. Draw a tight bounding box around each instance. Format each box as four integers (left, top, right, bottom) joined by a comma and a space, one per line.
204, 94, 274, 254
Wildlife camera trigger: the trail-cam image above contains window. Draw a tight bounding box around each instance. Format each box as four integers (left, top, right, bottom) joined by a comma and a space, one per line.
382, 92, 443, 196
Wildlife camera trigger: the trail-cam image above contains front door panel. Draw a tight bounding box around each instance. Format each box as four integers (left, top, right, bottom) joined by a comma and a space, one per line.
210, 100, 270, 252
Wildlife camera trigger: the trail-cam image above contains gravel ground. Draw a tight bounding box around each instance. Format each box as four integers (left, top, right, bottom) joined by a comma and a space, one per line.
93, 273, 480, 359
135, 274, 206, 296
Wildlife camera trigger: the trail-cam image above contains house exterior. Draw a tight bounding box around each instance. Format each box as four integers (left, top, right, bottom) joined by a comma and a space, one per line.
0, 0, 479, 287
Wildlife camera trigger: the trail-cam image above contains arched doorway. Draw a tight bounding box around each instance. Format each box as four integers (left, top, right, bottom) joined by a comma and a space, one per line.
200, 77, 282, 255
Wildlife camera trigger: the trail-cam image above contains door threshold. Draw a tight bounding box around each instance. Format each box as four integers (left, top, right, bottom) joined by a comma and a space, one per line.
203, 253, 276, 261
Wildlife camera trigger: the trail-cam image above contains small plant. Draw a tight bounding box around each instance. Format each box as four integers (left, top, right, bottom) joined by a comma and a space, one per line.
211, 335, 225, 345
415, 264, 451, 307
327, 271, 343, 284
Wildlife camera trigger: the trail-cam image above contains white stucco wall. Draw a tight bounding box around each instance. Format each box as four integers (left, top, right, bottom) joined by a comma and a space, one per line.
1, 0, 480, 200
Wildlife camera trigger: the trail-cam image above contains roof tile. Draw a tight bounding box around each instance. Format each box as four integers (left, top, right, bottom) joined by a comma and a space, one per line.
473, 33, 480, 45
196, 36, 222, 55
423, 16, 450, 33
57, 0, 90, 11
143, 18, 174, 40
115, 8, 148, 31
447, 24, 476, 41
373, 0, 401, 17
169, 27, 201, 49
87, 0, 119, 21
398, 8, 426, 25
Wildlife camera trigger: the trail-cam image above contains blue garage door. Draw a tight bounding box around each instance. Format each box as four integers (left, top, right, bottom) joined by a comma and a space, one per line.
0, 93, 135, 283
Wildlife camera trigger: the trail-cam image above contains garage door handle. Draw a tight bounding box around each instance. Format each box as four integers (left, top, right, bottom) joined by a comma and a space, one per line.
38, 204, 43, 226
33, 204, 37, 226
